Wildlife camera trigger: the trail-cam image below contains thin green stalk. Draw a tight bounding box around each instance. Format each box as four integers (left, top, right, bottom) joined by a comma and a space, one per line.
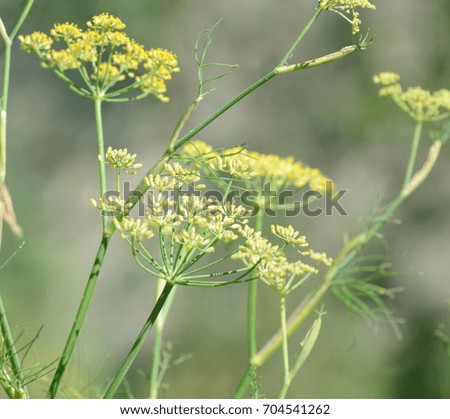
402, 121, 423, 191
278, 8, 322, 66
115, 168, 121, 197
104, 282, 174, 399
279, 314, 322, 399
1, 0, 35, 181
94, 97, 107, 229
0, 0, 35, 399
47, 234, 111, 398
246, 208, 263, 392
275, 45, 358, 75
174, 72, 276, 151
252, 280, 330, 369
233, 364, 252, 399
149, 278, 165, 399
0, 293, 28, 398
0, 40, 11, 182
0, 106, 6, 182
280, 296, 289, 386
9, 1, 35, 41
148, 281, 177, 399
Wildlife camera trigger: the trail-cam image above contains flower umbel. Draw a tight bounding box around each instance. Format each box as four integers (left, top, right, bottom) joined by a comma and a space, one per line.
374, 72, 450, 122
319, 0, 376, 34
233, 225, 331, 295
181, 140, 335, 199
19, 13, 180, 102
101, 146, 143, 174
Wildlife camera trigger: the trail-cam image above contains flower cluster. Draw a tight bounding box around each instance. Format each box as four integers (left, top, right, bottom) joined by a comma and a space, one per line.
374, 72, 450, 122
114, 164, 251, 282
109, 159, 331, 290
90, 195, 133, 217
100, 146, 143, 174
232, 224, 331, 295
19, 13, 180, 102
319, 0, 376, 34
181, 140, 334, 195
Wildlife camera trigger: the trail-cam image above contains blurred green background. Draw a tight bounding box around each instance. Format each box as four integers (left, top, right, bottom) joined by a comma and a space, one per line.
1, 0, 449, 398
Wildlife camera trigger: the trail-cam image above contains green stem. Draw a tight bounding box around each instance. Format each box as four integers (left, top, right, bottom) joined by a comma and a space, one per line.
279, 314, 322, 399
94, 97, 107, 229
244, 208, 264, 396
148, 281, 177, 399
115, 169, 120, 196
280, 296, 289, 386
275, 45, 358, 74
9, 0, 35, 41
278, 8, 322, 65
174, 72, 276, 150
149, 278, 165, 399
249, 211, 263, 356
0, 38, 11, 183
168, 96, 203, 150
0, 293, 28, 398
47, 234, 112, 398
402, 122, 423, 191
104, 282, 174, 399
253, 280, 330, 369
0, 0, 34, 398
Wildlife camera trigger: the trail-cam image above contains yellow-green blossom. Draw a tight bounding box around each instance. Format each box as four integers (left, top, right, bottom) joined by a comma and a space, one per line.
174, 227, 211, 252
90, 195, 133, 217
373, 72, 400, 86
87, 13, 126, 32
271, 224, 308, 247
107, 156, 329, 289
145, 174, 176, 191
50, 23, 82, 41
181, 140, 334, 196
69, 38, 98, 62
100, 147, 142, 174
138, 75, 170, 102
114, 217, 154, 242
44, 49, 78, 71
18, 32, 53, 52
164, 162, 201, 186
232, 224, 330, 295
96, 63, 126, 86
19, 13, 180, 102
207, 155, 255, 179
374, 72, 450, 122
319, 0, 376, 34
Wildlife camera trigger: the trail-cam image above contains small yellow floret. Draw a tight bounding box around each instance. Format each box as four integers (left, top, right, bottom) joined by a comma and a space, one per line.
19, 32, 53, 52
87, 13, 126, 31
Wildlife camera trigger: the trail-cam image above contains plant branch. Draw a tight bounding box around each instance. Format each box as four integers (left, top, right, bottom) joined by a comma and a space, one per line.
47, 234, 112, 398
104, 282, 174, 399
275, 45, 358, 75
0, 0, 34, 399
149, 279, 177, 399
0, 293, 28, 398
94, 98, 108, 229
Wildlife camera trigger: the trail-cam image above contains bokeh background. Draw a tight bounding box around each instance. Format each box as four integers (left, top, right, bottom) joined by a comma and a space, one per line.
1, 0, 449, 398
